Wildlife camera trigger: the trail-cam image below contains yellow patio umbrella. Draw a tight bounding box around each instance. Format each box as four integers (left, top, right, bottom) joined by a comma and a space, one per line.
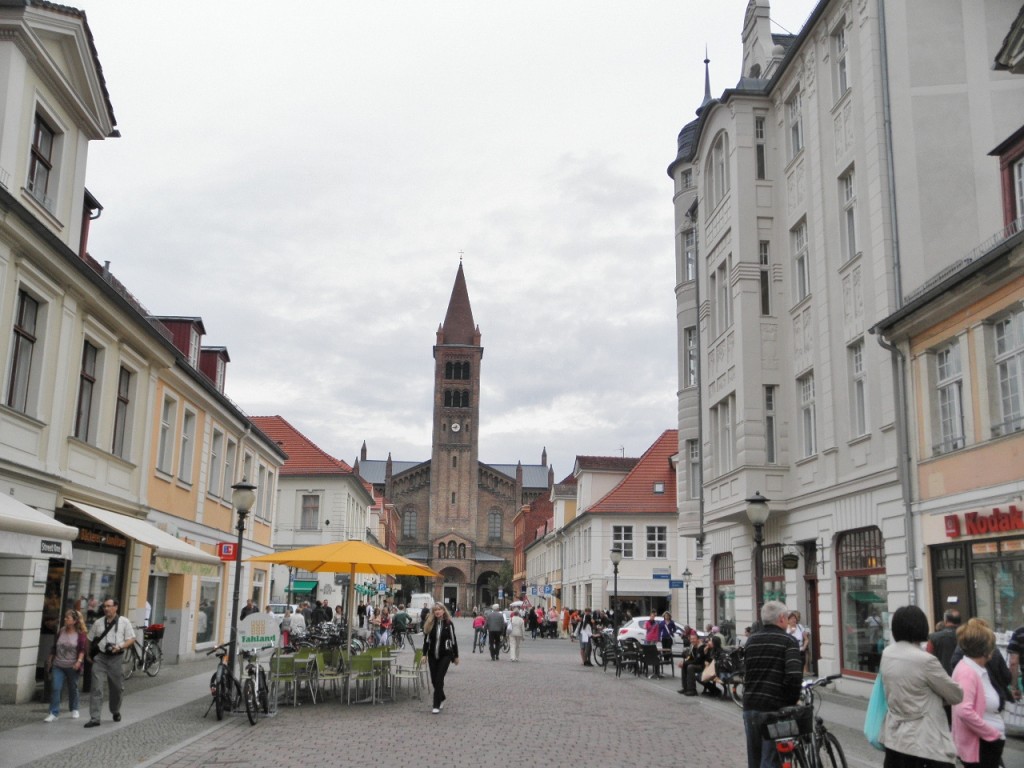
249, 540, 439, 651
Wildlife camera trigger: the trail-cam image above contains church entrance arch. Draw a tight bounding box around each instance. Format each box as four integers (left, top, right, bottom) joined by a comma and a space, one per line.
440, 567, 466, 616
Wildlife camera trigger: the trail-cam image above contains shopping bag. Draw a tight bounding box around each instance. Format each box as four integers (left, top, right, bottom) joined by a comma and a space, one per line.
863, 673, 887, 751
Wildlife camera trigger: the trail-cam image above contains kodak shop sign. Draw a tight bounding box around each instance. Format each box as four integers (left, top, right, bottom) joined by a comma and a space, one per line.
944, 503, 1024, 538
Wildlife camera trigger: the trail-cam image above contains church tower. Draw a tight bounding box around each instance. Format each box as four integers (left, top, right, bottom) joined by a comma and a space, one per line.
429, 262, 483, 545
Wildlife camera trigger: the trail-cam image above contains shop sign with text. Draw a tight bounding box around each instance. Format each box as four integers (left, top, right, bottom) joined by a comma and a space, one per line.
944, 503, 1024, 538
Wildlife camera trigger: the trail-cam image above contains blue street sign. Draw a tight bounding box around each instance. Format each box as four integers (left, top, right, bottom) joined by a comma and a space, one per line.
377, 582, 386, 593
498, 589, 504, 599
531, 586, 537, 595
544, 584, 552, 595
652, 573, 671, 580
669, 580, 685, 589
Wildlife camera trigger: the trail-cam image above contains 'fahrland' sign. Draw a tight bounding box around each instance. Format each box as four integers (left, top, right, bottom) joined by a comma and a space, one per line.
944, 503, 1024, 539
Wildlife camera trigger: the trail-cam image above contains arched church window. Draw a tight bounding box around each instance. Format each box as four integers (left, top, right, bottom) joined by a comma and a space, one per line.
488, 509, 502, 540
444, 390, 453, 407
460, 362, 470, 379
452, 455, 457, 468
445, 361, 454, 379
460, 390, 469, 407
402, 508, 417, 539
447, 541, 457, 559
458, 543, 466, 558
438, 543, 445, 559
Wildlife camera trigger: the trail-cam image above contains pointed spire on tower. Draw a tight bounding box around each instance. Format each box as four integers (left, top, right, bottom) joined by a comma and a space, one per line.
702, 46, 712, 108
440, 262, 477, 346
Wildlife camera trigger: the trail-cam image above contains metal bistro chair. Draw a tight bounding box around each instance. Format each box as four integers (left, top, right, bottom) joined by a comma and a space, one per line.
616, 639, 642, 677
316, 651, 346, 701
391, 648, 425, 700
268, 649, 297, 708
292, 647, 319, 705
346, 652, 379, 705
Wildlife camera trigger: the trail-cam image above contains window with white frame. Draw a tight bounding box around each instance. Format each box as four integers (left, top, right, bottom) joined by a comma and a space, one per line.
222, 439, 236, 498
711, 259, 732, 336
243, 453, 253, 484
6, 289, 41, 414
208, 429, 224, 496
178, 409, 196, 483
712, 395, 735, 474
188, 327, 200, 368
215, 357, 226, 391
256, 464, 268, 519
301, 494, 320, 529
27, 113, 58, 211
759, 241, 771, 315
74, 340, 99, 442
841, 169, 857, 261
849, 340, 867, 437
994, 311, 1024, 435
765, 385, 778, 464
157, 396, 176, 474
684, 326, 698, 388
706, 132, 730, 208
755, 115, 767, 179
832, 22, 849, 98
684, 230, 697, 282
799, 373, 816, 458
792, 221, 810, 302
647, 526, 668, 559
681, 168, 692, 189
787, 90, 803, 159
111, 366, 133, 459
936, 341, 965, 453
687, 439, 700, 499
612, 525, 634, 558
1015, 158, 1024, 221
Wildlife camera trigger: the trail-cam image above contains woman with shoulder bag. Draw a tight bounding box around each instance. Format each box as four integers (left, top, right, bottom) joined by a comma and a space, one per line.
423, 603, 459, 714
45, 610, 88, 722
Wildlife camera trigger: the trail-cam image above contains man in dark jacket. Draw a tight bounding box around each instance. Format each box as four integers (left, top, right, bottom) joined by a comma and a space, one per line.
927, 608, 961, 674
742, 601, 803, 768
485, 604, 506, 661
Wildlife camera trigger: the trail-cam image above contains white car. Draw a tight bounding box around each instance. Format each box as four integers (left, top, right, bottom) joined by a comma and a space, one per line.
267, 603, 298, 624
615, 617, 695, 644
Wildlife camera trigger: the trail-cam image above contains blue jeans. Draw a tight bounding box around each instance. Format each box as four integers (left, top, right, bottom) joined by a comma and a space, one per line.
743, 710, 780, 768
50, 665, 80, 716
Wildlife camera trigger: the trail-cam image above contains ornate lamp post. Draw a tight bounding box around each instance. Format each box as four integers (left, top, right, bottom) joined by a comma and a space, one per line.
745, 491, 771, 622
682, 567, 692, 627
610, 546, 622, 636
230, 479, 257, 682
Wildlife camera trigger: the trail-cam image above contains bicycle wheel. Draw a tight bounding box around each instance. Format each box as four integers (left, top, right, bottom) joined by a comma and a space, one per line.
214, 669, 226, 721
728, 678, 744, 708
243, 677, 257, 725
592, 641, 605, 666
501, 635, 510, 654
258, 668, 269, 714
817, 732, 848, 768
122, 648, 136, 680
144, 644, 162, 677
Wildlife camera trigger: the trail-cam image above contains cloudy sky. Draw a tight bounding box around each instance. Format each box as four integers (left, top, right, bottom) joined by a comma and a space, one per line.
79, 0, 816, 479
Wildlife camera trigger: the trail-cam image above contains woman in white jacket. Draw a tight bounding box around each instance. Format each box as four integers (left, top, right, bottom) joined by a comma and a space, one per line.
880, 605, 963, 768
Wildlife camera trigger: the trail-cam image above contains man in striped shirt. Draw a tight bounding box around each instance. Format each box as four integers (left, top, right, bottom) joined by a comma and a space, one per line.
742, 600, 804, 768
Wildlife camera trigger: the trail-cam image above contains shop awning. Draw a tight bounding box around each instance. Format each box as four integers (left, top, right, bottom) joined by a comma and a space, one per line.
66, 501, 220, 566
0, 495, 77, 558
603, 578, 672, 596
286, 580, 318, 592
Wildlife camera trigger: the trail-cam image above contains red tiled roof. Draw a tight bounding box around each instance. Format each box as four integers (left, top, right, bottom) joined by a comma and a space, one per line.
249, 416, 352, 476
587, 430, 678, 515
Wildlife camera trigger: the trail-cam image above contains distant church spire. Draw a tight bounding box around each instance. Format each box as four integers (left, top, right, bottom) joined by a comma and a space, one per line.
702, 47, 712, 107
440, 262, 477, 346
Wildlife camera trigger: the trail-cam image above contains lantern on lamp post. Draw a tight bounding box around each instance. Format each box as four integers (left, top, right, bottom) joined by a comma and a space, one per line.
745, 491, 770, 622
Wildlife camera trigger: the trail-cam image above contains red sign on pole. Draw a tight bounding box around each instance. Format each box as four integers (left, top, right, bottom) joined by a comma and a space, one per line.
218, 542, 236, 561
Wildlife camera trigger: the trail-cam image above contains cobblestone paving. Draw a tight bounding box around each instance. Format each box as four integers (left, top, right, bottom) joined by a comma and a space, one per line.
1, 619, 1020, 768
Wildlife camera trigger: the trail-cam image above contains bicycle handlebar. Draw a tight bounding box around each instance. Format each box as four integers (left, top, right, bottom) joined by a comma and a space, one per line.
801, 673, 842, 689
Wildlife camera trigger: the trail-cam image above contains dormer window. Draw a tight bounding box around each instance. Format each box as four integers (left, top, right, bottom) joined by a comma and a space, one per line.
188, 327, 200, 368
28, 114, 57, 212
215, 356, 226, 390
653, 482, 665, 494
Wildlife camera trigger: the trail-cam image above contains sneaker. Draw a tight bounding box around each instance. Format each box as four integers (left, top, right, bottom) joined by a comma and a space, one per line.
439, 701, 445, 710
44, 714, 57, 723
431, 708, 440, 714
71, 710, 80, 719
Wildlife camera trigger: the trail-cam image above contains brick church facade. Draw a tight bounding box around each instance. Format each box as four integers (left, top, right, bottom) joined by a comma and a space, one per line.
358, 264, 551, 613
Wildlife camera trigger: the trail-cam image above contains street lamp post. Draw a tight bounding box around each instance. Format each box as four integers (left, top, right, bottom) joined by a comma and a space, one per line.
745, 491, 771, 623
682, 567, 692, 627
230, 479, 257, 683
610, 547, 622, 636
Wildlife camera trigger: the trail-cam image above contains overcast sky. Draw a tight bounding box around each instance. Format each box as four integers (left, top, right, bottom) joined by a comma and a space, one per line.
78, 0, 816, 480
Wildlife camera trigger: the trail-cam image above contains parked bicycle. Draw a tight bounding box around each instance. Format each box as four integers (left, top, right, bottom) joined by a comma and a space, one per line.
765, 674, 846, 768
122, 623, 164, 680
239, 644, 273, 724
205, 642, 242, 722
718, 645, 745, 708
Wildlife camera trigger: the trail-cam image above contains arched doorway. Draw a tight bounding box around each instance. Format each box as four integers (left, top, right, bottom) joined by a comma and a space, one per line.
476, 570, 499, 609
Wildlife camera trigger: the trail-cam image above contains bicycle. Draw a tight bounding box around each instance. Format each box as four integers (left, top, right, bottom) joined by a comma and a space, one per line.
205, 642, 242, 721
239, 644, 274, 725
473, 627, 487, 653
765, 674, 846, 768
122, 623, 164, 680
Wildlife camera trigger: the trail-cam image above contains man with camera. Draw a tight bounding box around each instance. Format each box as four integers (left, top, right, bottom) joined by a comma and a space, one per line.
85, 598, 135, 728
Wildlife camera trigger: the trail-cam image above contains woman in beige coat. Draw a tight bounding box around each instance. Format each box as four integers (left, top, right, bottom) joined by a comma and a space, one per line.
880, 605, 963, 768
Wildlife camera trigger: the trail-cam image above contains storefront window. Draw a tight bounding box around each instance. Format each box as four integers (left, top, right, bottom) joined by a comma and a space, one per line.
713, 553, 735, 640
837, 527, 887, 675
197, 580, 218, 645
763, 544, 787, 604
969, 540, 1024, 633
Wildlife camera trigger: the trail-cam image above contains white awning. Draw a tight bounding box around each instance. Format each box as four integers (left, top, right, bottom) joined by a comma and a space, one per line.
66, 501, 221, 566
605, 578, 673, 596
0, 495, 76, 558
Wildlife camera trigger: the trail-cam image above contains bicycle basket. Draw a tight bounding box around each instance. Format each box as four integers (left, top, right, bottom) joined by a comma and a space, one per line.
762, 705, 813, 740
144, 624, 165, 641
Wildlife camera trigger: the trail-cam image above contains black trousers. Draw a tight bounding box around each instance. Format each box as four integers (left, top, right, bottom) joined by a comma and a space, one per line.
427, 653, 452, 709
488, 630, 503, 659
